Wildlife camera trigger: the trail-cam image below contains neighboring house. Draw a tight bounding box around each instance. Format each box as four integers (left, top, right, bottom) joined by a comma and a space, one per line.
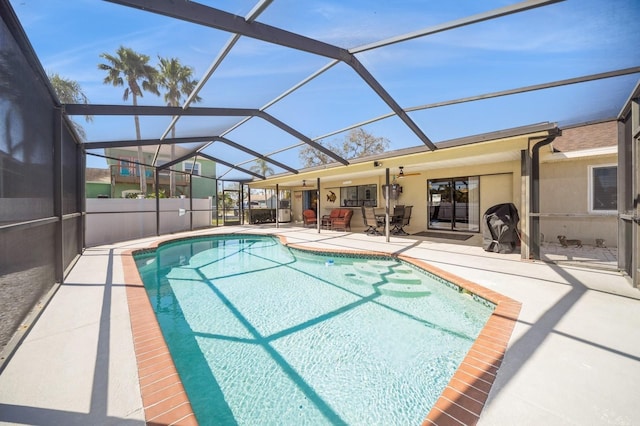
104, 146, 217, 198
539, 120, 618, 247
85, 167, 111, 198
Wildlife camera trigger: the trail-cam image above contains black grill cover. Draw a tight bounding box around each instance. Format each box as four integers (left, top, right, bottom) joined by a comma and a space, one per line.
482, 203, 520, 253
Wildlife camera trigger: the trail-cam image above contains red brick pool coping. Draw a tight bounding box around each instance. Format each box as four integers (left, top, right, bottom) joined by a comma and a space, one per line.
122, 234, 521, 426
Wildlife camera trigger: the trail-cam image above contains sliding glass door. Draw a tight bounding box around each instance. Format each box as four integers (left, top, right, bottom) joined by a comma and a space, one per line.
428, 176, 479, 231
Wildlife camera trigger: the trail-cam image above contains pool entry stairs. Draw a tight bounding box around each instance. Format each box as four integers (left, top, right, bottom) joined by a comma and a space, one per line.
344, 260, 432, 298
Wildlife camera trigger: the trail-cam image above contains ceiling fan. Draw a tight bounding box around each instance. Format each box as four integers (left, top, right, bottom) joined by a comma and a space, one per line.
396, 166, 421, 178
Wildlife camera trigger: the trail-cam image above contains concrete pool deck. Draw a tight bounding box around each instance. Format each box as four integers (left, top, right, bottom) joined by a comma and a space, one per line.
1, 225, 639, 425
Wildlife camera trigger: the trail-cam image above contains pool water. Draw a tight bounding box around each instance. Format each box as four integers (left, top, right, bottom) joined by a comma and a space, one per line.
135, 235, 493, 425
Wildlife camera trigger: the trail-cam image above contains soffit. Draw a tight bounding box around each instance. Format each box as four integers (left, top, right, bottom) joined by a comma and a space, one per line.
251, 127, 550, 188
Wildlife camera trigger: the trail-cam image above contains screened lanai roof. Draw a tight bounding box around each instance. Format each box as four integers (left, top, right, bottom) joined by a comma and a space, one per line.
10, 0, 640, 182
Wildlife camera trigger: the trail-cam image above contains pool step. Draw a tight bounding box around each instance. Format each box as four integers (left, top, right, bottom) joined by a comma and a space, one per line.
343, 272, 372, 286
344, 262, 430, 297
352, 263, 390, 277
353, 262, 414, 276
166, 268, 202, 280
386, 273, 422, 285
345, 271, 421, 285
378, 283, 431, 298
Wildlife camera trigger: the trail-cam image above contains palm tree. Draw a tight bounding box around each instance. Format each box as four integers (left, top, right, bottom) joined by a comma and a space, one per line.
157, 56, 201, 196
98, 46, 159, 193
48, 72, 92, 140
250, 159, 275, 207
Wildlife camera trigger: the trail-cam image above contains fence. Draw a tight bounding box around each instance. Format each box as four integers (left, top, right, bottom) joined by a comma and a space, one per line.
85, 198, 213, 247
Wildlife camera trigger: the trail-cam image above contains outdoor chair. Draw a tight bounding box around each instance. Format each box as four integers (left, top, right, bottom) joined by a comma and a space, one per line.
302, 209, 317, 227
362, 206, 382, 236
392, 205, 412, 235
322, 208, 342, 229
390, 205, 405, 234
331, 209, 353, 231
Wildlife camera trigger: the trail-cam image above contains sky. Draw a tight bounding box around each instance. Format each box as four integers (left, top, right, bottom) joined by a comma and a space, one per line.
8, 0, 640, 177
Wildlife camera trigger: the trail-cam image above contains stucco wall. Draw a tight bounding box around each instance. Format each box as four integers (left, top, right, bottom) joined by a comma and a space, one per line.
539, 155, 617, 247
480, 173, 514, 215
311, 160, 522, 236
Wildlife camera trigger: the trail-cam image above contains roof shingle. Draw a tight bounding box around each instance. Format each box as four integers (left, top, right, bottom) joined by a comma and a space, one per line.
553, 120, 617, 152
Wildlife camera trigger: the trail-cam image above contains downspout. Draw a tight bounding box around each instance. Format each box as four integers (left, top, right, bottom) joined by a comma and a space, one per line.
530, 129, 560, 259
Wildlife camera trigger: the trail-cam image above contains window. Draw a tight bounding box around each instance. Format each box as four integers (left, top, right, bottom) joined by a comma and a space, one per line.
589, 164, 617, 213
184, 161, 201, 176
339, 184, 377, 207
119, 157, 135, 176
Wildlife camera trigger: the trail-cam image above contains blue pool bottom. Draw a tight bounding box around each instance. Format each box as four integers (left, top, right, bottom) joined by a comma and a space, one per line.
135, 235, 493, 425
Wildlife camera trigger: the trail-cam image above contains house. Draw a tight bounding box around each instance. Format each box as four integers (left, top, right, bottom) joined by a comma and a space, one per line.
85, 167, 111, 198
539, 120, 618, 247
104, 146, 217, 198
252, 119, 620, 255
254, 123, 552, 241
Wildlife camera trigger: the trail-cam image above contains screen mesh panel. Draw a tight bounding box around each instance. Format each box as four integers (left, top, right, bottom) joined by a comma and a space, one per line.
62, 216, 81, 270
0, 17, 54, 225
0, 224, 56, 350
0, 9, 82, 354
62, 121, 79, 215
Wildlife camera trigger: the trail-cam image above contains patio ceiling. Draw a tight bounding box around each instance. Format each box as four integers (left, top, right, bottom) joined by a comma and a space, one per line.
10, 0, 640, 182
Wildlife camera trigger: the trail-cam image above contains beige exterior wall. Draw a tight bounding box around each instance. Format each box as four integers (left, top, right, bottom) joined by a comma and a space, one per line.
539, 154, 618, 247
291, 151, 618, 248
260, 124, 620, 251
480, 173, 514, 216
309, 160, 522, 235
321, 175, 386, 230
260, 132, 542, 236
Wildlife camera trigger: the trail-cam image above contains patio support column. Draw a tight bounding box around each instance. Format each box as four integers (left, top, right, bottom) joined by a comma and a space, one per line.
617, 91, 640, 288
54, 108, 63, 284
240, 183, 244, 225
276, 184, 280, 229
189, 178, 193, 231
385, 168, 390, 242
520, 149, 531, 260
79, 143, 86, 252
155, 168, 160, 236
189, 179, 193, 231
317, 177, 321, 233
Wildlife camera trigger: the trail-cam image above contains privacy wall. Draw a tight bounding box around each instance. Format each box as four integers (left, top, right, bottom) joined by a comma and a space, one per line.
85, 198, 213, 247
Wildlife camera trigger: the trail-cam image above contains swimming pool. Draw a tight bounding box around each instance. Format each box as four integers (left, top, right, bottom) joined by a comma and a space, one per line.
135, 235, 494, 425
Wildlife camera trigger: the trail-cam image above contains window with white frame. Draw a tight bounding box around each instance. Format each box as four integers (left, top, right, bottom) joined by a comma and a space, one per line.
183, 161, 201, 176
589, 164, 617, 213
